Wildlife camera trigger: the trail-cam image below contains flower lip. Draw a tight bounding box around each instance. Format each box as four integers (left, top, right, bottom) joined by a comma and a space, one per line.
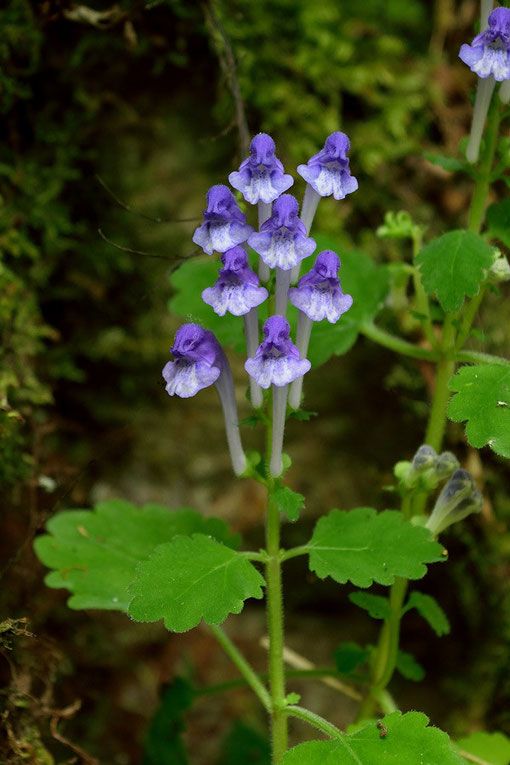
245, 315, 311, 388
269, 194, 301, 230
220, 246, 257, 281
203, 184, 245, 223
229, 133, 294, 204
250, 133, 277, 166
312, 250, 341, 280
170, 323, 221, 365
297, 131, 358, 200
488, 7, 510, 43
459, 7, 510, 80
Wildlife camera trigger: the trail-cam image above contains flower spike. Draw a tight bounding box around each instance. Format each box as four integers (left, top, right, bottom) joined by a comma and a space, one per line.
192, 185, 254, 255
229, 133, 294, 205
163, 324, 246, 475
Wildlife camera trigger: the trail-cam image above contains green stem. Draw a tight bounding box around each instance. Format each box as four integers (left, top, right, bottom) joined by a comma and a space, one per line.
360, 323, 439, 362
424, 314, 457, 452
455, 286, 487, 350
457, 349, 510, 366
209, 624, 271, 711
467, 101, 501, 234
411, 230, 438, 349
195, 667, 360, 698
280, 545, 310, 563
283, 706, 343, 740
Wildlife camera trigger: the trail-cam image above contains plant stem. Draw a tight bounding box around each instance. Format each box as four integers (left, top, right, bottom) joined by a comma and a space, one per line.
283, 705, 343, 740
467, 100, 501, 233
266, 483, 288, 762
194, 667, 364, 698
209, 624, 271, 711
424, 314, 457, 452
280, 545, 310, 563
360, 322, 439, 362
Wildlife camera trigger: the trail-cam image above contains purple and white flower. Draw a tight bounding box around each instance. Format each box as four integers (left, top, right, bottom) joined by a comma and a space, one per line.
297, 132, 358, 201
288, 250, 353, 323
459, 7, 510, 81
245, 315, 311, 390
192, 185, 254, 256
229, 133, 294, 205
163, 324, 246, 474
201, 246, 268, 317
247, 194, 316, 271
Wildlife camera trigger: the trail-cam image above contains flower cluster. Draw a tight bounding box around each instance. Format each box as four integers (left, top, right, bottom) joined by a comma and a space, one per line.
163, 132, 357, 475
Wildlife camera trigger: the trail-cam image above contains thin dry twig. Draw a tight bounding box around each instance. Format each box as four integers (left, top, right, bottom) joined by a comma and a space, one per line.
203, 1, 250, 157
96, 175, 201, 224
259, 636, 362, 702
50, 700, 99, 765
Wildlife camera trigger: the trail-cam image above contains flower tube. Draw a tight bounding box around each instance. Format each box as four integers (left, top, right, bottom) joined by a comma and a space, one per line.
426, 469, 483, 536
163, 323, 246, 475
245, 316, 310, 476
248, 194, 316, 315
202, 246, 268, 407
292, 132, 358, 282
287, 250, 353, 409
192, 185, 254, 255
229, 133, 294, 282
459, 7, 510, 162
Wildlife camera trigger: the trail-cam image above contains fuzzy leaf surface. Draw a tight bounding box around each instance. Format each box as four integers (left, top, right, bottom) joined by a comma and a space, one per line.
308, 508, 444, 588
448, 365, 510, 458
281, 711, 463, 764
34, 500, 238, 611
457, 731, 510, 765
270, 486, 305, 522
349, 591, 390, 620
128, 534, 265, 632
405, 591, 450, 636
416, 230, 494, 312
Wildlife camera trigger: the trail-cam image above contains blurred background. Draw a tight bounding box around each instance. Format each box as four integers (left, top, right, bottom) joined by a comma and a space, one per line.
1, 0, 510, 762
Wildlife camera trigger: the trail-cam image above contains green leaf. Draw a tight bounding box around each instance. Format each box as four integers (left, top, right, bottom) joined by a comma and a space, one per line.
141, 678, 193, 765
219, 721, 271, 765
281, 711, 464, 764
128, 534, 265, 632
34, 500, 239, 611
307, 508, 444, 588
269, 486, 305, 522
448, 365, 510, 458
396, 649, 425, 681
486, 200, 510, 247
457, 731, 510, 765
306, 237, 390, 367
405, 591, 450, 636
416, 230, 495, 312
424, 153, 469, 173
334, 642, 370, 674
349, 591, 390, 620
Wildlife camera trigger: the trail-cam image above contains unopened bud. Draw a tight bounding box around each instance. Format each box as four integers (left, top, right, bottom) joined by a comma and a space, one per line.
435, 451, 460, 480
426, 469, 483, 535
489, 255, 510, 283
411, 445, 438, 473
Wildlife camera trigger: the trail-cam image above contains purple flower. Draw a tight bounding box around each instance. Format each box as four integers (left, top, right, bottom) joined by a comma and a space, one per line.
245, 315, 311, 389
459, 7, 510, 81
201, 246, 268, 316
288, 250, 353, 323
192, 185, 254, 255
247, 194, 316, 271
229, 133, 294, 205
163, 324, 223, 398
297, 132, 358, 200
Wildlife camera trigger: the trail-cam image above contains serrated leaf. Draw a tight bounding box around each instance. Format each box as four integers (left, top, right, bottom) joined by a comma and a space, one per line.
424, 153, 469, 173
448, 365, 510, 458
34, 500, 239, 611
281, 711, 464, 764
270, 486, 305, 522
486, 200, 510, 247
219, 721, 271, 765
307, 508, 444, 588
141, 678, 193, 765
349, 591, 390, 620
128, 534, 265, 632
457, 731, 510, 765
334, 642, 370, 674
416, 230, 495, 312
396, 649, 425, 681
405, 592, 450, 636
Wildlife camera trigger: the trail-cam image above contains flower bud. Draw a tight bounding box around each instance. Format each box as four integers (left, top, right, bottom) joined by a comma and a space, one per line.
435, 451, 460, 481
426, 469, 483, 535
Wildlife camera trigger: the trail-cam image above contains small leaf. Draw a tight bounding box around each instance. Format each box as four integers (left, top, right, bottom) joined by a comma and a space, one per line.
349, 591, 390, 620
288, 409, 318, 421
219, 721, 271, 765
34, 501, 239, 611
281, 711, 464, 764
486, 200, 510, 247
396, 649, 425, 681
405, 592, 450, 636
416, 230, 495, 312
285, 692, 301, 705
424, 153, 470, 173
141, 678, 193, 765
448, 364, 510, 458
308, 508, 444, 588
128, 534, 265, 632
269, 486, 305, 522
457, 731, 510, 765
334, 642, 370, 674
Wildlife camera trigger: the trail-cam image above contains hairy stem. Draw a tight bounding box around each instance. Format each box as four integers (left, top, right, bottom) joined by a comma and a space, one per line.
209, 624, 271, 710
283, 705, 343, 740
